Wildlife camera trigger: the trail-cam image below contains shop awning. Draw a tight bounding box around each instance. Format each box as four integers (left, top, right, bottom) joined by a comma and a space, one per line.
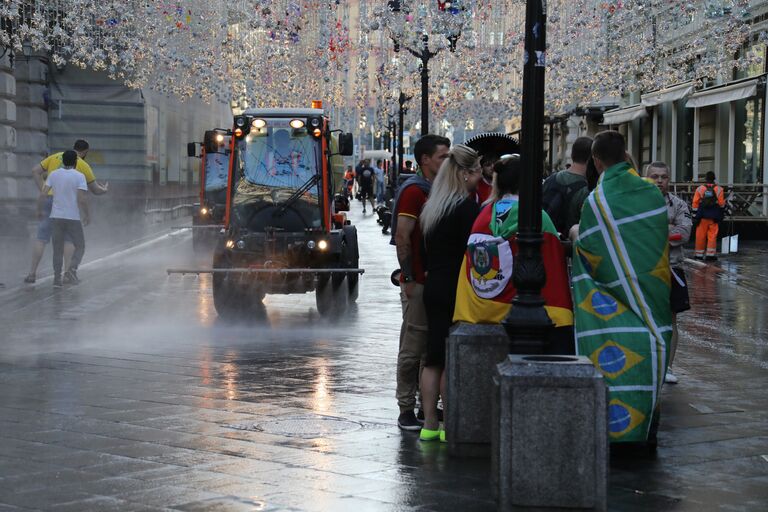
641, 82, 695, 107
601, 104, 648, 125
686, 79, 759, 108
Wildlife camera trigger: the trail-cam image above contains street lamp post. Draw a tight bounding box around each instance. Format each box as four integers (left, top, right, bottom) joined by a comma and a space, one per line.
385, 0, 462, 138
399, 33, 459, 137
396, 92, 412, 185
501, 0, 552, 354
405, 35, 439, 136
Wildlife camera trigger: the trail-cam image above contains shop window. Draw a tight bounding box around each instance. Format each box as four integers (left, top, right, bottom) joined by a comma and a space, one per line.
698, 105, 716, 180
639, 117, 652, 170
734, 96, 762, 183
736, 42, 766, 80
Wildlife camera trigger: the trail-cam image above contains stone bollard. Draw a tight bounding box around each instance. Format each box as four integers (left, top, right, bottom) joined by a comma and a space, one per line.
492, 354, 608, 511
445, 322, 510, 457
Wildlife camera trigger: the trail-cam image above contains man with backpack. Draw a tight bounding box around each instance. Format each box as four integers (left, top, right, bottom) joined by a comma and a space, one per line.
542, 136, 592, 237
692, 171, 726, 261
357, 159, 376, 213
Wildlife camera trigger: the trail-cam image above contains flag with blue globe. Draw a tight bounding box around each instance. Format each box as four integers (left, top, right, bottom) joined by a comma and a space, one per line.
572, 161, 672, 443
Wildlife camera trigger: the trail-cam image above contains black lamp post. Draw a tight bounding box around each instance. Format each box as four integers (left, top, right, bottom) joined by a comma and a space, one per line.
387, 0, 460, 137
406, 35, 440, 136
502, 0, 552, 354
396, 92, 412, 185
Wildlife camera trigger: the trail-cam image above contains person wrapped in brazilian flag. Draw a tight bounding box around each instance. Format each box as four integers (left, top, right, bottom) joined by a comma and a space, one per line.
572, 131, 672, 445
453, 154, 575, 354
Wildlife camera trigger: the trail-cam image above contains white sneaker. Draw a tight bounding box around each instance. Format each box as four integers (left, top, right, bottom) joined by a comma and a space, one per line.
665, 371, 678, 384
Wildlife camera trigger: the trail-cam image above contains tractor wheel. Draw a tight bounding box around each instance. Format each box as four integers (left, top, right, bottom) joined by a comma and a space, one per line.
316, 274, 348, 317
342, 227, 360, 302
213, 271, 246, 320
212, 252, 264, 320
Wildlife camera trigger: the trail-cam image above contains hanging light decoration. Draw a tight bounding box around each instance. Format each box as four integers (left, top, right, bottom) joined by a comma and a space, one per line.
0, 0, 762, 126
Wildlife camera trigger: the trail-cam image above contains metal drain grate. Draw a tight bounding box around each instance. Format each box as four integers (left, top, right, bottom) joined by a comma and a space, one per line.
227, 415, 364, 437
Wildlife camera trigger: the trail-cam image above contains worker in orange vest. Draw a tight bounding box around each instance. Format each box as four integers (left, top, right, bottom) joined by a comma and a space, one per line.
691, 171, 726, 261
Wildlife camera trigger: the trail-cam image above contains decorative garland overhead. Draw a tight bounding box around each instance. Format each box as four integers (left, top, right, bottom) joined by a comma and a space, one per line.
0, 0, 762, 131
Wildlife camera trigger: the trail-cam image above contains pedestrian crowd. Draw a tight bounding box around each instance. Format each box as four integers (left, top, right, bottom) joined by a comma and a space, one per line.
389, 129, 721, 446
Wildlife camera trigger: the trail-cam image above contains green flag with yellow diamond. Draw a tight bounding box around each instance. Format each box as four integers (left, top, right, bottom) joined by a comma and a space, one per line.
572, 161, 672, 443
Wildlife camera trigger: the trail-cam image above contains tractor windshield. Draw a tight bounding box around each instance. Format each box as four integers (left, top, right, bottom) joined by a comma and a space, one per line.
232, 121, 323, 230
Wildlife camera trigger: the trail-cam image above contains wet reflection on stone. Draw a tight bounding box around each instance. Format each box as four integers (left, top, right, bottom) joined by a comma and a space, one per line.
0, 215, 767, 510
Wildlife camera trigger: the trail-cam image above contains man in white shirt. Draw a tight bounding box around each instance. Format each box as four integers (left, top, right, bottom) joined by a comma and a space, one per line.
38, 150, 90, 288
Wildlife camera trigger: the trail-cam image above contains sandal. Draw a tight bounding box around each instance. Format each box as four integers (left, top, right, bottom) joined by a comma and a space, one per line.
23, 274, 35, 284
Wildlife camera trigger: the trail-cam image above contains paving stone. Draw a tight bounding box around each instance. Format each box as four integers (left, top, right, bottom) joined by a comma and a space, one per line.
175, 496, 278, 512
47, 496, 160, 511
114, 485, 226, 507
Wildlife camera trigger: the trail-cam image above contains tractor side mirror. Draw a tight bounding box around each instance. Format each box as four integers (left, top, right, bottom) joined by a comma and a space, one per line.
187, 142, 198, 157
204, 130, 219, 154
338, 133, 354, 156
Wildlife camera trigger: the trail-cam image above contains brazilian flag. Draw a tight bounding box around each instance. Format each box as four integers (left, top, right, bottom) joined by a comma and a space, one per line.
572, 162, 672, 443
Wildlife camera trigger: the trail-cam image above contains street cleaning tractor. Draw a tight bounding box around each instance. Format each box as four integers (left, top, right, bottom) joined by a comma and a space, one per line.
169, 104, 362, 318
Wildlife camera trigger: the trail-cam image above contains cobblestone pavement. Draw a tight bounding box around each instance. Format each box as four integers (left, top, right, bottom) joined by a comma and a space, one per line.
0, 206, 766, 511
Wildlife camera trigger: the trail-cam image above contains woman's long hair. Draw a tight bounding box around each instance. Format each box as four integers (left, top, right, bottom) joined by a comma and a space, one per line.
420, 144, 479, 236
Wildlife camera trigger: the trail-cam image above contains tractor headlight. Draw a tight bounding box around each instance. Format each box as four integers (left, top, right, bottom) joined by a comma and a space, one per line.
317, 240, 328, 251
236, 240, 245, 249
200, 207, 208, 215
307, 240, 316, 249
225, 240, 235, 249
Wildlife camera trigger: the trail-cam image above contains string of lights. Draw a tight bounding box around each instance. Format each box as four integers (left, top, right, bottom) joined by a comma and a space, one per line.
0, 0, 763, 132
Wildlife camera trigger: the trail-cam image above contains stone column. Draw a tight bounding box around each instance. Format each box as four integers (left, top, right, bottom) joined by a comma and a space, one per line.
13, 55, 49, 199
0, 53, 18, 216
444, 323, 510, 457
492, 354, 608, 511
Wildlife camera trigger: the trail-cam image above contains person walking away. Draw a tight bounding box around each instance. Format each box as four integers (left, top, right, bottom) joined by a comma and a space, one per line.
571, 131, 671, 447
454, 155, 574, 354
357, 161, 376, 213
38, 150, 90, 288
418, 145, 481, 441
646, 162, 692, 384
691, 171, 726, 261
354, 159, 366, 199
26, 139, 107, 283
542, 136, 592, 237
391, 134, 451, 431
373, 159, 386, 205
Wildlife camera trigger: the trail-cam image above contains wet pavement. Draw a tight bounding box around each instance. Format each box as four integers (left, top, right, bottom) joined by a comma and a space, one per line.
0, 204, 766, 511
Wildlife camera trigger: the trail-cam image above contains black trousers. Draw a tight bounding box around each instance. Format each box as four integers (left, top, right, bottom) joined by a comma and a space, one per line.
51, 218, 85, 276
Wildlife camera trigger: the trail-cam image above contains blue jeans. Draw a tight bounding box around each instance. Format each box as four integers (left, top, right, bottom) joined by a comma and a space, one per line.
376, 181, 385, 203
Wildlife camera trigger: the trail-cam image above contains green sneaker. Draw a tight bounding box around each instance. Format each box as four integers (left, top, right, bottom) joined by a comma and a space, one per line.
440, 429, 446, 443
419, 428, 440, 442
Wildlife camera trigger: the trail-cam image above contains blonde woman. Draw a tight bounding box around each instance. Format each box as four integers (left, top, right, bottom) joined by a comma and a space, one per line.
418, 144, 482, 441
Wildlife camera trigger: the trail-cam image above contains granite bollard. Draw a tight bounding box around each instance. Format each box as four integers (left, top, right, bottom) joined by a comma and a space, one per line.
445, 322, 511, 457
492, 354, 607, 511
